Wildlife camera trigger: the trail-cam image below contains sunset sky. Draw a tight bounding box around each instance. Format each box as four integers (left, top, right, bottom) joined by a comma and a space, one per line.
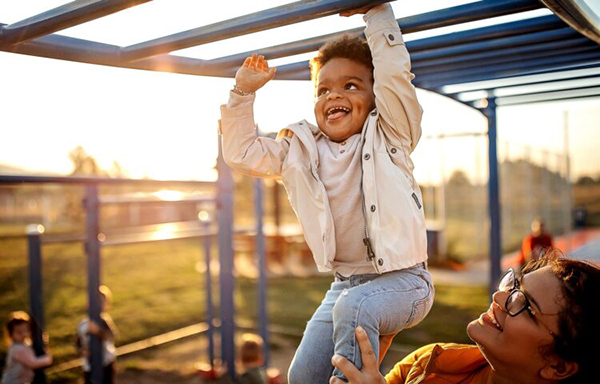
1, 0, 599, 184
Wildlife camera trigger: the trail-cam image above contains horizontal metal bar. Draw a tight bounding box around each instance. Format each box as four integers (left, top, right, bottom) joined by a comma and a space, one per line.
396, 0, 543, 33
423, 131, 487, 140
456, 76, 600, 100
0, 174, 215, 186
42, 233, 86, 244
0, 27, 243, 77
120, 0, 392, 62
411, 28, 579, 66
272, 61, 311, 81
219, 19, 567, 78
415, 43, 599, 75
205, 0, 548, 70
0, 1, 550, 80
407, 14, 563, 52
439, 66, 600, 94
495, 85, 600, 106
415, 52, 600, 88
48, 322, 210, 374
100, 195, 216, 205
0, 0, 151, 46
1, 0, 591, 93
205, 29, 349, 70
236, 44, 600, 83
101, 228, 214, 246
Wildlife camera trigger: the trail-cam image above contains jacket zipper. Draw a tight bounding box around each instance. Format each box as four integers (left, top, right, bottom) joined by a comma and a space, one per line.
292, 123, 339, 269
359, 127, 380, 273
310, 162, 336, 267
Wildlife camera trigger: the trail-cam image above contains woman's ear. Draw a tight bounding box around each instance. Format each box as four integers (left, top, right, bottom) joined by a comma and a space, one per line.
540, 358, 578, 381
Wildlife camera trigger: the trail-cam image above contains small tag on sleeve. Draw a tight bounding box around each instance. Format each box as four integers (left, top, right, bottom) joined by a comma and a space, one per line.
384, 30, 404, 46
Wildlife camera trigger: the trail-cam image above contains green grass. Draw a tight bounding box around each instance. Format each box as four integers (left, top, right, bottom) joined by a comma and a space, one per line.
0, 238, 489, 382
394, 284, 488, 347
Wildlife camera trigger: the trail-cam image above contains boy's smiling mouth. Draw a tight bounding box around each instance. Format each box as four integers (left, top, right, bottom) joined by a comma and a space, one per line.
326, 106, 351, 122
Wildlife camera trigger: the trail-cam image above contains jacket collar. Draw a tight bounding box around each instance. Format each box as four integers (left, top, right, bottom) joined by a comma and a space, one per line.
277, 120, 321, 163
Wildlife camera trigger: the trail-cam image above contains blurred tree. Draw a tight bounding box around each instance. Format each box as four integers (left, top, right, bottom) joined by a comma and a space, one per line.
448, 169, 472, 187
109, 160, 127, 178
576, 175, 597, 185
69, 146, 105, 176
64, 146, 106, 223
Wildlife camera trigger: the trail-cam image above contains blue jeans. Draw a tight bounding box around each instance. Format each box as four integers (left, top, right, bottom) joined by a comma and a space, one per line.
288, 265, 434, 383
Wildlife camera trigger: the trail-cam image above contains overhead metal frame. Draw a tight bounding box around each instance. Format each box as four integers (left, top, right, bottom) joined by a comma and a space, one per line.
2, 0, 600, 377
2, 0, 599, 96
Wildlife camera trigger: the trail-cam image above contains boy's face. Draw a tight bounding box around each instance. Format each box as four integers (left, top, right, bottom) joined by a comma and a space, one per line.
314, 58, 375, 142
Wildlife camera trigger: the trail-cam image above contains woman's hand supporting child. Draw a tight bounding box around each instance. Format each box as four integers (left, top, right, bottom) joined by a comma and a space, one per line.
235, 53, 276, 94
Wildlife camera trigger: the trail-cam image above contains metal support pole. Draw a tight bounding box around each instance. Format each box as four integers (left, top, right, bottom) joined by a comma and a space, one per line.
483, 99, 502, 297
273, 182, 281, 235
202, 219, 216, 366
541, 150, 551, 230
563, 110, 573, 252
27, 224, 47, 384
84, 185, 103, 384
216, 121, 236, 380
254, 178, 269, 367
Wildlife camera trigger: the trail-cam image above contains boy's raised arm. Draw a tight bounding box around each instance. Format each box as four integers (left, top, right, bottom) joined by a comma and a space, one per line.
220, 55, 290, 179
364, 3, 423, 153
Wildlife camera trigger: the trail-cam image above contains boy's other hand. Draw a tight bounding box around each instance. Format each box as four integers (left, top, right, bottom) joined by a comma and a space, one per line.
235, 53, 276, 94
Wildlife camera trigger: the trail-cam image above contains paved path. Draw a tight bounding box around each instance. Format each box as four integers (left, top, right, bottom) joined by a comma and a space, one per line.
570, 237, 600, 262
429, 228, 600, 286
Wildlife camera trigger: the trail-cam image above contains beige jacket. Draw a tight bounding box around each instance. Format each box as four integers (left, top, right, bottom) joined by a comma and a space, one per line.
219, 4, 426, 273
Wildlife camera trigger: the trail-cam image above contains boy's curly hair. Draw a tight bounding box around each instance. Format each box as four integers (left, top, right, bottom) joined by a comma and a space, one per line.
309, 33, 374, 84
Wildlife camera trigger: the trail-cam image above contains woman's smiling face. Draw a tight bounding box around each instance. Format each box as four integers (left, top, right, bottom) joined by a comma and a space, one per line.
467, 267, 564, 379
314, 58, 375, 142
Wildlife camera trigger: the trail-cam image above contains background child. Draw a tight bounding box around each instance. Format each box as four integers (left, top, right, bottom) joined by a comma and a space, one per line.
1, 311, 52, 384
238, 334, 268, 384
76, 285, 118, 384
220, 3, 434, 383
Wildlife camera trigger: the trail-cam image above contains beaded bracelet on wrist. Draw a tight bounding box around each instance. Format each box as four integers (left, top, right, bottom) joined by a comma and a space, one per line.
232, 84, 255, 96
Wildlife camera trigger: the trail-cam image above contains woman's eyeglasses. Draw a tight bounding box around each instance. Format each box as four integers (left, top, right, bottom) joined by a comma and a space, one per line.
498, 269, 558, 338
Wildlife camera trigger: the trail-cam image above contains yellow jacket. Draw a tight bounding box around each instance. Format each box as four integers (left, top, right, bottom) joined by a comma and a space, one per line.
385, 343, 488, 384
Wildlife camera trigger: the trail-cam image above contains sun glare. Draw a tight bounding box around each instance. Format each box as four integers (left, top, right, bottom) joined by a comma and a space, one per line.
153, 190, 185, 202
151, 222, 180, 241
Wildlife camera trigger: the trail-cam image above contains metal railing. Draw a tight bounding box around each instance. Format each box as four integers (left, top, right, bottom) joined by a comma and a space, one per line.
0, 142, 254, 382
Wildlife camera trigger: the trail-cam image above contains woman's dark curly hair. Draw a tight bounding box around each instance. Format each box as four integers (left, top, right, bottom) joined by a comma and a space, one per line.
309, 33, 374, 87
522, 250, 600, 383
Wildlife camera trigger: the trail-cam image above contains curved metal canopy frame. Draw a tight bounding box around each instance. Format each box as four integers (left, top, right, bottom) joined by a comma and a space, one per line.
2, 0, 599, 105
